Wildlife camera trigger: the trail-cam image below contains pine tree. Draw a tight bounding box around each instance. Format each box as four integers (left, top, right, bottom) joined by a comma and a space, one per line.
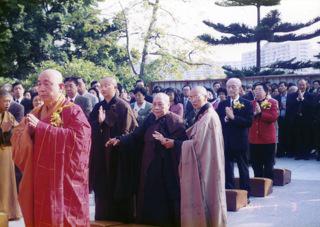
199, 0, 320, 73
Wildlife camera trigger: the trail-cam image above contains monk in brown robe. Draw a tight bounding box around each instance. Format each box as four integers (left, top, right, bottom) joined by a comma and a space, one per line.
89, 77, 138, 222
155, 86, 227, 227
0, 89, 22, 220
107, 93, 187, 227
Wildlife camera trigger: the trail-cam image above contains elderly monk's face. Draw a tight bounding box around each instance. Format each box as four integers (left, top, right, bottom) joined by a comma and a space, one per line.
152, 96, 170, 119
189, 89, 207, 110
37, 73, 63, 102
100, 78, 116, 99
0, 95, 11, 112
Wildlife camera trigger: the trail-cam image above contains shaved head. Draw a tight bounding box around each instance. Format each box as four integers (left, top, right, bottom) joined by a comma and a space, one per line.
100, 77, 117, 101
39, 69, 63, 84
152, 93, 170, 119
192, 86, 208, 97
190, 86, 208, 110
153, 93, 170, 106
100, 77, 117, 87
37, 69, 64, 103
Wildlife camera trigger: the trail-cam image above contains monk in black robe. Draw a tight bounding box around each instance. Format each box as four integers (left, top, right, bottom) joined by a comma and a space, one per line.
89, 77, 138, 222
107, 93, 187, 227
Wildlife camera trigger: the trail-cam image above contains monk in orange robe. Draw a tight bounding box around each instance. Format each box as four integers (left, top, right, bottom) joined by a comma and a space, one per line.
11, 69, 92, 227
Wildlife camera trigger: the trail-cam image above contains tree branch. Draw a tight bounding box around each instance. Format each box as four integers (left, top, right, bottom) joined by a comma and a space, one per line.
148, 51, 212, 66
119, 1, 138, 75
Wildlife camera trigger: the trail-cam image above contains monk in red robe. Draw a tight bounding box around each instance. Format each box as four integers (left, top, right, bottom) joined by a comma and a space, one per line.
11, 69, 91, 227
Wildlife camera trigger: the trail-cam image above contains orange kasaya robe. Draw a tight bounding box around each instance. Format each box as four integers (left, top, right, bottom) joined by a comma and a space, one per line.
11, 95, 92, 227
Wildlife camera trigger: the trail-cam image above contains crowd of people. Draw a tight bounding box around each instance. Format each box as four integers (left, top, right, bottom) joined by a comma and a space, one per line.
0, 69, 319, 227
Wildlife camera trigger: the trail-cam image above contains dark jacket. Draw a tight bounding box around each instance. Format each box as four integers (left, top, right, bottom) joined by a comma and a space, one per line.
217, 97, 253, 151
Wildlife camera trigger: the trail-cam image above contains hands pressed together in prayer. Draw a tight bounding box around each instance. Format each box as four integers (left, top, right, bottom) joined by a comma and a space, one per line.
224, 107, 235, 122
98, 106, 106, 124
26, 114, 39, 128
297, 90, 304, 101
152, 131, 174, 149
254, 103, 261, 116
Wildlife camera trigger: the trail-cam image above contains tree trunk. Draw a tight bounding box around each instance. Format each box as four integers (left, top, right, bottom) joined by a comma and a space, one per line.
256, 4, 261, 73
139, 0, 160, 80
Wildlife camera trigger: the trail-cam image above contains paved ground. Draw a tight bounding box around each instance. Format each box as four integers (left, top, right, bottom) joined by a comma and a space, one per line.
9, 158, 320, 227
228, 158, 320, 227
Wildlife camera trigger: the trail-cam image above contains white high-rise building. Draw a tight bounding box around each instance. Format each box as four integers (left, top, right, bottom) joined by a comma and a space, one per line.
241, 41, 318, 69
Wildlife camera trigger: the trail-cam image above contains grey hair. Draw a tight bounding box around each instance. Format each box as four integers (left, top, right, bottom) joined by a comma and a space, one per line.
0, 89, 12, 98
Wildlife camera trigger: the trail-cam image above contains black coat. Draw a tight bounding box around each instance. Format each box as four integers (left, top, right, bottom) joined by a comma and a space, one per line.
286, 91, 315, 148
217, 97, 253, 151
89, 96, 138, 221
119, 112, 187, 226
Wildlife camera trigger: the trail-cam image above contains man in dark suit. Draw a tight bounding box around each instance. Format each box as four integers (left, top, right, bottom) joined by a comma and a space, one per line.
314, 92, 320, 161
64, 77, 92, 118
286, 79, 315, 160
181, 85, 196, 128
12, 81, 32, 114
274, 81, 291, 157
77, 77, 99, 108
217, 78, 253, 197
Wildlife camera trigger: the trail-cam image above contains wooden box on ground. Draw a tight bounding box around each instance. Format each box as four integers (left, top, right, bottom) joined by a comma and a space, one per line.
90, 220, 123, 227
234, 177, 273, 197
273, 168, 291, 186
225, 189, 248, 211
0, 212, 8, 227
249, 178, 273, 197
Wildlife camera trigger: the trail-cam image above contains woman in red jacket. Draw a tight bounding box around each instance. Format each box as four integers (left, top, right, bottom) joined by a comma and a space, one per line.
249, 82, 279, 180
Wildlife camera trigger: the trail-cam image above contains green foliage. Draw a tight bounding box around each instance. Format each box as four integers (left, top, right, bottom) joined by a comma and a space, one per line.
22, 59, 112, 89
200, 10, 320, 45
0, 0, 135, 86
144, 53, 191, 82
222, 65, 285, 78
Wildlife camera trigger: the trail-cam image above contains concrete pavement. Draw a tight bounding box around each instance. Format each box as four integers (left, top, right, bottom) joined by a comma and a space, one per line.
9, 158, 320, 227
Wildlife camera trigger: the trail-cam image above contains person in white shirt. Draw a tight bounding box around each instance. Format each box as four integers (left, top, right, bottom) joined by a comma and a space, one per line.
130, 87, 152, 126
